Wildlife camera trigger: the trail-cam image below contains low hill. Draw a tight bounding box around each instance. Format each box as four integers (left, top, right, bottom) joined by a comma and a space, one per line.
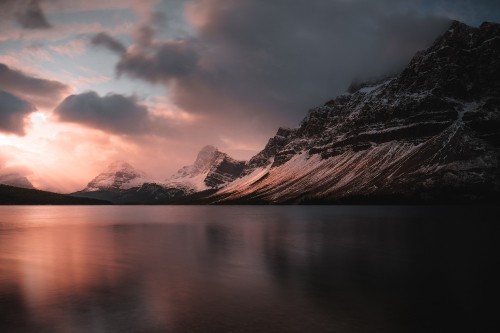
0, 184, 111, 205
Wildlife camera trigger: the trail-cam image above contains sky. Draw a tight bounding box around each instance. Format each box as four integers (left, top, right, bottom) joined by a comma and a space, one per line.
0, 0, 499, 193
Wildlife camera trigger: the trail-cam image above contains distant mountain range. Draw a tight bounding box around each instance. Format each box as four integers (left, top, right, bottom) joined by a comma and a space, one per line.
2, 20, 499, 205
71, 145, 246, 204
0, 173, 34, 189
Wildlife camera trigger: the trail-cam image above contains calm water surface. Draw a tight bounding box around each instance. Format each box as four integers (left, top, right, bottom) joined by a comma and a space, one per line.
0, 206, 498, 333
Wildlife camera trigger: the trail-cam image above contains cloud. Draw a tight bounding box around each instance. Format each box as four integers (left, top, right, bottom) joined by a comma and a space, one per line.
0, 163, 32, 180
0, 116, 199, 193
16, 0, 51, 29
90, 32, 127, 54
424, 0, 500, 25
19, 43, 55, 62
116, 40, 199, 82
49, 39, 86, 57
135, 25, 155, 47
0, 20, 133, 43
0, 152, 33, 187
0, 0, 52, 29
133, 11, 169, 47
54, 91, 159, 135
0, 90, 36, 135
0, 63, 70, 108
109, 0, 451, 133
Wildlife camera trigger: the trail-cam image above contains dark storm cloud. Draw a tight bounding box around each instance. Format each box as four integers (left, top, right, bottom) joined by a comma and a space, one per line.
111, 0, 451, 131
91, 10, 199, 82
54, 91, 156, 135
0, 0, 51, 29
16, 0, 51, 29
0, 90, 36, 135
135, 25, 155, 47
0, 63, 70, 108
90, 32, 127, 54
424, 0, 500, 25
116, 41, 199, 82
134, 11, 167, 47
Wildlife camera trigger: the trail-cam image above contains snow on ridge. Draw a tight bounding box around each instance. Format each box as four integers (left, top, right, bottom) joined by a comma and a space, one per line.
163, 171, 210, 192
218, 158, 275, 195
84, 161, 153, 192
163, 145, 245, 192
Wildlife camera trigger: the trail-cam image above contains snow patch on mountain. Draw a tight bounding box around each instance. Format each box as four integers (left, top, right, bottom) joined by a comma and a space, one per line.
83, 161, 151, 192
164, 145, 219, 192
220, 158, 274, 192
163, 145, 245, 192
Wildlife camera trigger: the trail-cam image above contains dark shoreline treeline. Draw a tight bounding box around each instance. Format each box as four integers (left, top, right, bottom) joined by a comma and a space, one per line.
0, 185, 110, 205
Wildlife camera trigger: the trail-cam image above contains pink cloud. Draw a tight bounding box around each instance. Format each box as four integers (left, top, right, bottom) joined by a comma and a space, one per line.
49, 39, 87, 57
0, 21, 134, 43
24, 45, 54, 62
43, 0, 160, 17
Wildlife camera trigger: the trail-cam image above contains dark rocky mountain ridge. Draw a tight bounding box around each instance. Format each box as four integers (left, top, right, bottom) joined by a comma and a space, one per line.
208, 20, 500, 204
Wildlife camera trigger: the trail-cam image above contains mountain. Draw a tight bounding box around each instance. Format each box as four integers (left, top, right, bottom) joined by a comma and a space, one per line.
163, 145, 245, 192
0, 184, 110, 205
0, 173, 34, 189
72, 20, 499, 205
205, 21, 500, 204
83, 161, 150, 192
73, 146, 244, 204
72, 161, 159, 203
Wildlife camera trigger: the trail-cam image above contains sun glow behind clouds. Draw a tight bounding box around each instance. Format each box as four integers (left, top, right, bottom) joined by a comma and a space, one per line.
0, 1, 214, 192
0, 105, 211, 193
2, 0, 499, 193
0, 111, 127, 193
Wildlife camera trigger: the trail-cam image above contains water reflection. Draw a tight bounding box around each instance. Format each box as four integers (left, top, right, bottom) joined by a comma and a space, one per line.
0, 206, 497, 332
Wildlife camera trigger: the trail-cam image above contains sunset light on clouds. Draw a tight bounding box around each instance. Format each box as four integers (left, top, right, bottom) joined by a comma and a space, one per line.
1, 1, 500, 332
1, 0, 499, 193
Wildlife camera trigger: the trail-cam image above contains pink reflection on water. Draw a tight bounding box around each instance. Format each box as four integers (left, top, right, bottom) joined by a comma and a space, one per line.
0, 206, 344, 332
1, 226, 123, 325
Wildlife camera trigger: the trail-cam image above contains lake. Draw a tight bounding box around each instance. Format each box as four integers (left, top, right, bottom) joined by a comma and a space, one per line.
0, 206, 498, 332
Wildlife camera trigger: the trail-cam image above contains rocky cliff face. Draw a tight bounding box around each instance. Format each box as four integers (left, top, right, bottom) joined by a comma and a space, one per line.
165, 145, 245, 192
213, 21, 500, 203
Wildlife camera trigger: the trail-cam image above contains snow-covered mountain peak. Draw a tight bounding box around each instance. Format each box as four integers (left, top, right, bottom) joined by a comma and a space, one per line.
199, 145, 217, 154
84, 161, 149, 192
165, 145, 245, 191
193, 145, 220, 172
